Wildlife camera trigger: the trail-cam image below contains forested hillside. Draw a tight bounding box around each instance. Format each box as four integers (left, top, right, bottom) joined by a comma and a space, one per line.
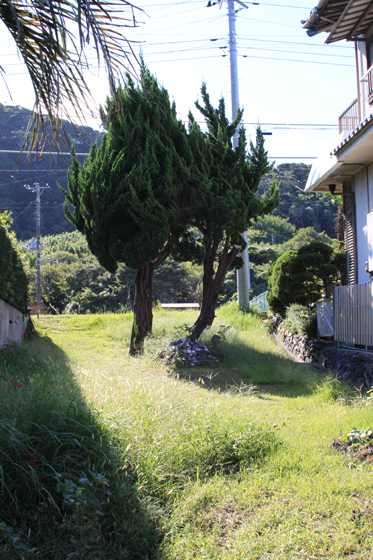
258, 163, 337, 239
1, 105, 337, 241
0, 104, 102, 239
1, 104, 341, 308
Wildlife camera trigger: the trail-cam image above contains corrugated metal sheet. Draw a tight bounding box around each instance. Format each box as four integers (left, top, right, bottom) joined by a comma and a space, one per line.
327, 0, 373, 43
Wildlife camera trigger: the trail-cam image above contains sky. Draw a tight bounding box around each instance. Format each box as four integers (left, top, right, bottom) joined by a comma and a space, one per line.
0, 0, 357, 163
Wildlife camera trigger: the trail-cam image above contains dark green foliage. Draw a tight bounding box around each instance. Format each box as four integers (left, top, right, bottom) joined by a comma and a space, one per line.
304, 314, 318, 339
24, 231, 203, 313
267, 250, 299, 316
61, 68, 192, 274
258, 163, 338, 238
0, 213, 27, 312
186, 86, 279, 336
267, 241, 345, 316
248, 225, 334, 298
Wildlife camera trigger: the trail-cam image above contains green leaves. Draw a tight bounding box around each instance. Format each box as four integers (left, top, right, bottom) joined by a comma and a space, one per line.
267, 240, 346, 315
62, 69, 192, 273
0, 214, 28, 312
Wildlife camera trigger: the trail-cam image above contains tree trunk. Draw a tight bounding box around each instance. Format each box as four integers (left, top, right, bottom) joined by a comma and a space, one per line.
129, 248, 170, 355
322, 278, 333, 300
190, 237, 240, 340
130, 264, 154, 355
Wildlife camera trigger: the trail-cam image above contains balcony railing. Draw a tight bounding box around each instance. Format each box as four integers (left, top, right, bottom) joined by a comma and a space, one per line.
360, 63, 373, 106
338, 98, 359, 133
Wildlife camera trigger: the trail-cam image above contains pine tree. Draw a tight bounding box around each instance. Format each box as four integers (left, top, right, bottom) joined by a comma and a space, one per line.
267, 241, 346, 316
186, 85, 279, 339
60, 68, 193, 353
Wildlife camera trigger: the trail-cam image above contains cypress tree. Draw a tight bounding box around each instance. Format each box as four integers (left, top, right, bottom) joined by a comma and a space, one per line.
186, 85, 279, 339
60, 68, 193, 353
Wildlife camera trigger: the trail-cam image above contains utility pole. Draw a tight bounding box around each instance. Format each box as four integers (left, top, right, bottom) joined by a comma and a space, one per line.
227, 0, 251, 309
24, 183, 49, 303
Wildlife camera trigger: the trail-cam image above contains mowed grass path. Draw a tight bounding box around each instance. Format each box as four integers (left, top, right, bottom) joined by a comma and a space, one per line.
36, 304, 373, 559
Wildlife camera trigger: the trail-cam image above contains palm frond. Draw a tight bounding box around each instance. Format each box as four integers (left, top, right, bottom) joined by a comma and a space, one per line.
0, 0, 142, 156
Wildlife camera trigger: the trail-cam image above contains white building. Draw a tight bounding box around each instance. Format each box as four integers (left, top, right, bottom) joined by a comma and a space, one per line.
302, 0, 373, 347
303, 0, 373, 285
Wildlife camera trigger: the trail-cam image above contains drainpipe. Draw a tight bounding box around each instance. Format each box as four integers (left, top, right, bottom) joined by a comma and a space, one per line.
355, 42, 362, 123
365, 163, 371, 214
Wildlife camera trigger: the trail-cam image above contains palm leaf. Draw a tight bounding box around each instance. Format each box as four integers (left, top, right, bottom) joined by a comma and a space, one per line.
0, 0, 142, 157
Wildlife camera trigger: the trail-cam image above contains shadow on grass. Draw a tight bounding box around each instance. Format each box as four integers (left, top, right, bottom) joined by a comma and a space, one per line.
0, 332, 160, 560
166, 336, 322, 399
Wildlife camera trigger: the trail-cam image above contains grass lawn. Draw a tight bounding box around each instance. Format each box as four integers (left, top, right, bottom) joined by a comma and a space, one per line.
1, 302, 373, 559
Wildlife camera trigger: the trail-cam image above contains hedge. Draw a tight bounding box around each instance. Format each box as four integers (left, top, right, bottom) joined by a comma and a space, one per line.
0, 226, 28, 313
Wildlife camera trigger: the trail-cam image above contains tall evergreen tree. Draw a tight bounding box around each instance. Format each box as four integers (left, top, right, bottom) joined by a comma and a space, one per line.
60, 68, 194, 353
186, 86, 279, 338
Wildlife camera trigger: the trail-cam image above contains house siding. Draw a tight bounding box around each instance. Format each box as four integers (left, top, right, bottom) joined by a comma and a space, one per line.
353, 163, 373, 283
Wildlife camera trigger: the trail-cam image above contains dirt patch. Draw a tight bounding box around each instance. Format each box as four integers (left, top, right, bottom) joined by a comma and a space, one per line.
202, 502, 243, 543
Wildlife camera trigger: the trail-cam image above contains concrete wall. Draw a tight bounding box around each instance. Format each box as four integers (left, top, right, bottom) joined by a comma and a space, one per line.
0, 299, 27, 347
353, 162, 373, 284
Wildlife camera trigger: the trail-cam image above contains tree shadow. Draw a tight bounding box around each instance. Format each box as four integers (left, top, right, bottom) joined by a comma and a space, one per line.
0, 331, 160, 559
167, 337, 322, 399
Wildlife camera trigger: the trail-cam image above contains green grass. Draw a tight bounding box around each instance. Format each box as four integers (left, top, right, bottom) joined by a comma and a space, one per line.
1, 303, 373, 559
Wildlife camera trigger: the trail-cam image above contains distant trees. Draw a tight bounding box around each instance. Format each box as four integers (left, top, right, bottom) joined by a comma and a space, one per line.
258, 163, 338, 238
22, 231, 202, 314
267, 241, 345, 316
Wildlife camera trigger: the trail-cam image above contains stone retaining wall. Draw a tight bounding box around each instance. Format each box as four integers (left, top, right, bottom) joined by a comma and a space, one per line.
269, 314, 373, 389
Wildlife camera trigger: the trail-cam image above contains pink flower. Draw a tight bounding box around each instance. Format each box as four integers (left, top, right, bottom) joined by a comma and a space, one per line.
12, 381, 24, 388
6, 350, 11, 354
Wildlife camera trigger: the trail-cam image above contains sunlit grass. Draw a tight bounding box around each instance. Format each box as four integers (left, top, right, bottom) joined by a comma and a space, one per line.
6, 304, 373, 559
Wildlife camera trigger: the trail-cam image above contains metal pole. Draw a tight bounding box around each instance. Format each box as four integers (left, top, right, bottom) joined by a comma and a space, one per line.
228, 0, 250, 309
35, 185, 42, 303
25, 182, 49, 304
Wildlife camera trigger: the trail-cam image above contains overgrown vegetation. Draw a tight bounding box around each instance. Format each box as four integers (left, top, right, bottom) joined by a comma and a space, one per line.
0, 339, 155, 559
282, 303, 318, 339
2, 305, 373, 558
0, 212, 27, 311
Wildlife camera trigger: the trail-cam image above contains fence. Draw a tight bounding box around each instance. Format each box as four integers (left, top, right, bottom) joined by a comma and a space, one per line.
334, 282, 373, 348
249, 291, 268, 313
317, 299, 334, 337
0, 299, 27, 347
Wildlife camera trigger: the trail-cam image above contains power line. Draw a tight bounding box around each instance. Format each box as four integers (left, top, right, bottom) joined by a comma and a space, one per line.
143, 53, 353, 66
